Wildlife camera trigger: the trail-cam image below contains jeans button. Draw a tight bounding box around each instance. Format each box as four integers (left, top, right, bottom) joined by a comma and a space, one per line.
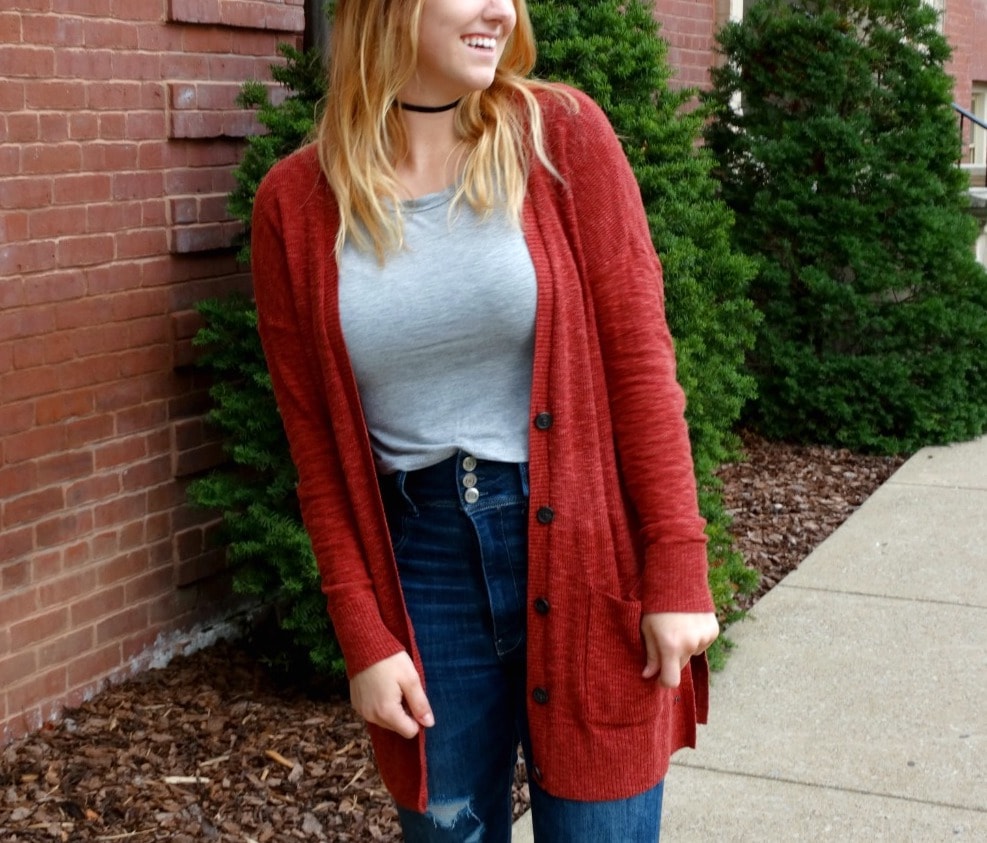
464, 487, 480, 504
462, 455, 477, 471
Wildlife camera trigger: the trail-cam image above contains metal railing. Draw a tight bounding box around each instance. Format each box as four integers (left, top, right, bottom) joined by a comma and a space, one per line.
952, 102, 987, 187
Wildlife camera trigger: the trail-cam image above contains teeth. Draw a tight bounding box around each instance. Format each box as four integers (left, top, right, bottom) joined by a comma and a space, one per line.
463, 36, 496, 49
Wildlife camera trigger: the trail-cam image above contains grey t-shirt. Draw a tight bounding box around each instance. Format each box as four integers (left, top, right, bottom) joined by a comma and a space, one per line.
337, 187, 537, 474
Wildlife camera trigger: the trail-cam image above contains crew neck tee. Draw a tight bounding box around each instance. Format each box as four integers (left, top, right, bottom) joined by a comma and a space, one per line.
337, 186, 537, 474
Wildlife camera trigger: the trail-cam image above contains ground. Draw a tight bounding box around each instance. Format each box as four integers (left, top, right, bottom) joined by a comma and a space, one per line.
0, 433, 904, 842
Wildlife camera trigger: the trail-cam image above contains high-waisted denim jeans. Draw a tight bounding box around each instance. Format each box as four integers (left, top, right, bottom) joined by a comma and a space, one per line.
379, 452, 664, 843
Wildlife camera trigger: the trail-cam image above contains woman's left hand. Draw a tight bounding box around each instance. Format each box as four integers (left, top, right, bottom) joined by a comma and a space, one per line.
640, 612, 720, 688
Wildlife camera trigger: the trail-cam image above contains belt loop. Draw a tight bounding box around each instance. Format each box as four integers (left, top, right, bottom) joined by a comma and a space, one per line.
519, 462, 530, 498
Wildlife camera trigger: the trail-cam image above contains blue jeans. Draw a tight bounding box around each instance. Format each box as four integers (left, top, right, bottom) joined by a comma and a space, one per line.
379, 452, 664, 843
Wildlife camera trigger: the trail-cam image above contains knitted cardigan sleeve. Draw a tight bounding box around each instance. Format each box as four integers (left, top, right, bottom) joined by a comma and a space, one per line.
251, 158, 406, 677
549, 88, 714, 615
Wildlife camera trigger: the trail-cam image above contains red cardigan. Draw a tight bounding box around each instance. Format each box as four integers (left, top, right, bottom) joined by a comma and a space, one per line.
252, 85, 715, 811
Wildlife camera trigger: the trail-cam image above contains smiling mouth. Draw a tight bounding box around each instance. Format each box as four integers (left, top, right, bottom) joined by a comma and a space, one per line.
462, 36, 497, 50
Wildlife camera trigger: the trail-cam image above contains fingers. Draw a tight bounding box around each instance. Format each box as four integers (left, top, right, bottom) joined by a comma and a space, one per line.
641, 612, 720, 688
349, 652, 434, 739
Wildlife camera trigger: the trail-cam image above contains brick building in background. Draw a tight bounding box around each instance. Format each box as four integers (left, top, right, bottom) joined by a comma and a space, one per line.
1, 0, 984, 746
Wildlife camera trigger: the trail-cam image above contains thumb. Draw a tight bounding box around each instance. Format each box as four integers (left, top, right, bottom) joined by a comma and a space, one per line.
399, 669, 435, 729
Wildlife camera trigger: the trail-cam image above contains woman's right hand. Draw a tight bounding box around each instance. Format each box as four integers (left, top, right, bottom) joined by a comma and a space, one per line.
349, 651, 435, 739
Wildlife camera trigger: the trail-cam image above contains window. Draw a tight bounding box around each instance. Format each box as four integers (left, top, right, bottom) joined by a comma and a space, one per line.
969, 84, 987, 166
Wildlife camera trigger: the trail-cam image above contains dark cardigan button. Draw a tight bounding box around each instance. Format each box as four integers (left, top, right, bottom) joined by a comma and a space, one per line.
532, 687, 550, 705
536, 506, 555, 525
534, 412, 554, 430
533, 597, 550, 615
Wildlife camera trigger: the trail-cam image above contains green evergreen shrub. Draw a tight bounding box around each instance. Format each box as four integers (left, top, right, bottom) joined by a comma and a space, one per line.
190, 1, 759, 675
706, 0, 987, 454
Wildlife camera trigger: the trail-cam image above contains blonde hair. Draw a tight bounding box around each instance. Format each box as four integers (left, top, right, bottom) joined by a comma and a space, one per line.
317, 0, 567, 261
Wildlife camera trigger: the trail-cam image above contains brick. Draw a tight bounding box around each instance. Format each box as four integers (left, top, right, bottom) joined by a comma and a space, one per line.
1, 365, 59, 402
23, 269, 87, 305
94, 435, 148, 470
6, 112, 40, 143
124, 110, 166, 140
65, 414, 115, 449
170, 222, 239, 254
125, 566, 175, 603
0, 45, 54, 78
3, 485, 65, 528
0, 301, 56, 341
98, 112, 126, 140
116, 227, 169, 260
66, 642, 120, 688
0, 462, 36, 500
116, 400, 167, 435
11, 337, 45, 370
52, 173, 112, 205
1, 560, 30, 591
63, 540, 91, 568
86, 261, 143, 296
2, 424, 67, 465
122, 455, 172, 492
80, 141, 139, 172
59, 355, 120, 392
24, 80, 86, 111
167, 0, 222, 25
57, 234, 115, 267
21, 142, 82, 176
7, 665, 67, 714
35, 390, 94, 426
38, 569, 99, 610
0, 589, 37, 630
38, 112, 69, 143
0, 175, 51, 209
83, 17, 138, 49
66, 472, 120, 507
68, 112, 99, 141
22, 12, 84, 46
112, 170, 164, 201
90, 530, 119, 562
53, 47, 113, 81
28, 205, 86, 240
35, 509, 94, 549
118, 519, 145, 551
30, 548, 61, 582
85, 200, 140, 234
70, 585, 124, 627
93, 492, 148, 529
86, 79, 141, 111
0, 239, 58, 276
39, 628, 95, 667
95, 604, 149, 646
172, 440, 226, 478
0, 652, 37, 690
110, 0, 161, 21
9, 607, 69, 650
35, 448, 94, 485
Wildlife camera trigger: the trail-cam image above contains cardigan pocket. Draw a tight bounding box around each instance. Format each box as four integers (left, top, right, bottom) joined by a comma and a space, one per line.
583, 589, 663, 726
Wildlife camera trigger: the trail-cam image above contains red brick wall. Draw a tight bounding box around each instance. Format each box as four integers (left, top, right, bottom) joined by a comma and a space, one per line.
0, 0, 302, 745
654, 0, 721, 90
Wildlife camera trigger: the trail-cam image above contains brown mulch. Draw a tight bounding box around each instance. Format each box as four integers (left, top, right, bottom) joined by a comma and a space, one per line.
1, 432, 905, 842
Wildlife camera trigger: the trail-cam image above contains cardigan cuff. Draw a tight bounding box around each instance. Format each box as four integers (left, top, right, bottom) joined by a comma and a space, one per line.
640, 541, 715, 615
328, 591, 407, 680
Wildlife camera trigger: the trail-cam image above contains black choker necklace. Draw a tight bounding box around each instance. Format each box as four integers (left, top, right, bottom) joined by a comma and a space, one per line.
397, 99, 461, 113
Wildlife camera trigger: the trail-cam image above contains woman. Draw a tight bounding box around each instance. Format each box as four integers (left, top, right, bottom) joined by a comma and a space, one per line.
251, 0, 720, 840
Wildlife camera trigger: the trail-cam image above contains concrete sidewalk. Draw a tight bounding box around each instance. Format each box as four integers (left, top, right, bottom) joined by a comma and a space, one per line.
514, 434, 987, 841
